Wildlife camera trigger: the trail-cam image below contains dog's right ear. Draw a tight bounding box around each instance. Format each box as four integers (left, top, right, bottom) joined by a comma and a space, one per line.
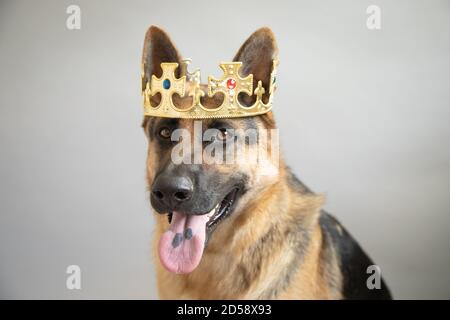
142, 26, 183, 84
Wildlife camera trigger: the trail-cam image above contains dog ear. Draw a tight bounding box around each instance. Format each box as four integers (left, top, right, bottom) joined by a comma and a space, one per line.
233, 27, 278, 105
142, 25, 183, 83
141, 26, 183, 107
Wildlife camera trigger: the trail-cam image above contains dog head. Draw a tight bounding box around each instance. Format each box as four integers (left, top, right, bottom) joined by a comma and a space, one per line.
141, 26, 280, 273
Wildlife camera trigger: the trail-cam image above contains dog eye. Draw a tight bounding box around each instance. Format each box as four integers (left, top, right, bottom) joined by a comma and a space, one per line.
158, 127, 171, 139
217, 128, 231, 141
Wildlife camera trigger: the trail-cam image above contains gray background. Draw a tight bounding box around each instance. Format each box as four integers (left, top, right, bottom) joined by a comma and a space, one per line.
0, 0, 449, 299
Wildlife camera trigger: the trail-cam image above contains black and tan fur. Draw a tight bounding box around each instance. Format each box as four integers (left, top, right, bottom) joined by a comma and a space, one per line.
141, 26, 392, 299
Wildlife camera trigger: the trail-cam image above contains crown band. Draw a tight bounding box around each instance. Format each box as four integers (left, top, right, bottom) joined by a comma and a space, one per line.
141, 59, 278, 119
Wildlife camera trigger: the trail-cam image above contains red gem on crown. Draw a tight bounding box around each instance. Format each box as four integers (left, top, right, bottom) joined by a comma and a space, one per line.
226, 78, 236, 90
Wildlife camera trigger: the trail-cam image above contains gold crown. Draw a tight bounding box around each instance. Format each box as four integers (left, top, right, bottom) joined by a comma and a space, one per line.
141, 59, 278, 119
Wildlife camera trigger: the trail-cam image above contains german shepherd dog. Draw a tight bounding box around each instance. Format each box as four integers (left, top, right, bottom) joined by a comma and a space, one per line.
141, 26, 392, 299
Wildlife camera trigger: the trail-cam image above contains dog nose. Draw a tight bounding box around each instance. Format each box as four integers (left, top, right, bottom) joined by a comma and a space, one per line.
152, 175, 193, 207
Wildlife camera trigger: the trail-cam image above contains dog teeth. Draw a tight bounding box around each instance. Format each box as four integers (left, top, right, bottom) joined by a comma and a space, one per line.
206, 204, 220, 220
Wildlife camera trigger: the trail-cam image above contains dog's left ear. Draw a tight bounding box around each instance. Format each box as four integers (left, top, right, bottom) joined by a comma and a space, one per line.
141, 25, 183, 87
141, 26, 184, 107
233, 27, 278, 104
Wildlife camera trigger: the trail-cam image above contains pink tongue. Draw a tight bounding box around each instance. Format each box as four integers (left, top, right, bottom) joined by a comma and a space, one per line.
158, 211, 209, 274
